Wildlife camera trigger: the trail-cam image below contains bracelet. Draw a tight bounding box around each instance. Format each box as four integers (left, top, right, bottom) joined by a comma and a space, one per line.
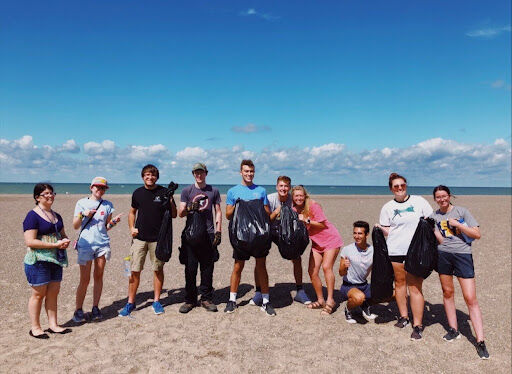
107, 221, 117, 229
77, 212, 84, 220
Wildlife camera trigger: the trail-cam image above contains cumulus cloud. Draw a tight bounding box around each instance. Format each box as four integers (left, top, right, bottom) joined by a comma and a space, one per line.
0, 136, 510, 186
231, 123, 271, 133
59, 139, 80, 153
466, 25, 511, 38
239, 8, 279, 21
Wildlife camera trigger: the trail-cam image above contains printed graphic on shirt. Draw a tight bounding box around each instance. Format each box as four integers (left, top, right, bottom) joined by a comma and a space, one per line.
392, 205, 415, 220
437, 218, 469, 239
153, 195, 162, 203
192, 194, 209, 211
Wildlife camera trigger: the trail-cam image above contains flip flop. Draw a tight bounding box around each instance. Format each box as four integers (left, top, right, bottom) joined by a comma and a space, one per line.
46, 328, 72, 334
321, 302, 335, 315
29, 330, 49, 339
307, 301, 325, 310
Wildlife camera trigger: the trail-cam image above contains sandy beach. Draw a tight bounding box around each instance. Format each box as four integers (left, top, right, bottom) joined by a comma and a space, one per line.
0, 193, 510, 373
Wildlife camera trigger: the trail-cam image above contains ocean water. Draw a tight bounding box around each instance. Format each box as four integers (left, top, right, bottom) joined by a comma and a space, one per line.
0, 183, 510, 196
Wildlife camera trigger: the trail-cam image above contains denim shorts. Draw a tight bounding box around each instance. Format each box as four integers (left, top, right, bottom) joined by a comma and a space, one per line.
77, 246, 111, 266
340, 282, 371, 302
437, 251, 475, 278
24, 261, 63, 286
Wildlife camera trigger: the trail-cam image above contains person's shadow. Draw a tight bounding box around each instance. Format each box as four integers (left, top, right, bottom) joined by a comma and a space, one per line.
423, 301, 476, 345
212, 283, 254, 307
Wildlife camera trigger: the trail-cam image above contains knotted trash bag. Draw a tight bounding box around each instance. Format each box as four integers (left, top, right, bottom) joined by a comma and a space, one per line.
405, 217, 438, 279
370, 226, 394, 303
277, 205, 309, 260
229, 199, 271, 258
155, 182, 178, 262
183, 210, 209, 247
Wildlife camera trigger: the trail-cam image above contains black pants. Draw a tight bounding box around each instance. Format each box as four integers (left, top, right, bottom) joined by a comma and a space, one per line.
184, 233, 215, 304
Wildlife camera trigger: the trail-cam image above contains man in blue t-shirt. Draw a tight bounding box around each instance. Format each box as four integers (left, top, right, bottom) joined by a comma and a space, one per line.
224, 159, 276, 316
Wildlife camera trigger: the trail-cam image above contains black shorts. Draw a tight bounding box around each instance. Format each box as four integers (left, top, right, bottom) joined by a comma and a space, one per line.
437, 251, 475, 278
232, 246, 270, 261
389, 255, 407, 264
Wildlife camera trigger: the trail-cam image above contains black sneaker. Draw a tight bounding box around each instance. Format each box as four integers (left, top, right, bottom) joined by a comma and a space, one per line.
394, 316, 410, 328
224, 300, 237, 314
443, 328, 461, 342
410, 325, 424, 341
361, 303, 377, 320
91, 306, 103, 321
476, 341, 490, 360
179, 303, 196, 314
261, 302, 277, 316
345, 307, 356, 324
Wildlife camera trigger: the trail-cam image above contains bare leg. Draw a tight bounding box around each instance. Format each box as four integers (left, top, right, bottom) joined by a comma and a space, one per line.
321, 248, 340, 306
459, 277, 485, 342
92, 256, 106, 307
440, 274, 458, 330
127, 271, 140, 304
255, 257, 269, 294
292, 257, 303, 286
392, 262, 408, 319
46, 281, 65, 332
153, 269, 164, 301
308, 250, 325, 305
75, 261, 92, 310
253, 266, 260, 290
347, 288, 366, 310
406, 272, 424, 327
28, 284, 47, 335
230, 260, 245, 293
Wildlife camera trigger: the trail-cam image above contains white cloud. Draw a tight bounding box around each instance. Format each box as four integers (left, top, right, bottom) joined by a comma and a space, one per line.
239, 8, 279, 21
83, 140, 116, 155
231, 123, 271, 133
60, 139, 80, 153
176, 146, 208, 161
466, 25, 511, 38
310, 143, 344, 157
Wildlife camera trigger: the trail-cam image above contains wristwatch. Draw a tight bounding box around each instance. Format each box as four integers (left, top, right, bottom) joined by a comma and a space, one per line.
306, 218, 311, 224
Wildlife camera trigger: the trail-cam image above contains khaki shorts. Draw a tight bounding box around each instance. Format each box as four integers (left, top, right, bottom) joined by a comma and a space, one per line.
130, 239, 164, 272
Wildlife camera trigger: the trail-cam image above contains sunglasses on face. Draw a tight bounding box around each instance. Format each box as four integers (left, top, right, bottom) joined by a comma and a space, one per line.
39, 192, 56, 197
392, 183, 406, 191
93, 185, 107, 190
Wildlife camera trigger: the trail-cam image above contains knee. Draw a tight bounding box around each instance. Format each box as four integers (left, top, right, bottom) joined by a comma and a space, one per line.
349, 293, 365, 306
321, 263, 333, 273
93, 271, 103, 282
464, 295, 478, 309
443, 287, 454, 299
80, 274, 91, 285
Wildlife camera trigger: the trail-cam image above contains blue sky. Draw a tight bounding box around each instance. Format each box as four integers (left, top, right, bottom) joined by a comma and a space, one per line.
1, 1, 510, 186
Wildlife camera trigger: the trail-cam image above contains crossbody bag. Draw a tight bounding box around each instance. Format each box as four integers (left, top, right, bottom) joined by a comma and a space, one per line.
73, 199, 103, 250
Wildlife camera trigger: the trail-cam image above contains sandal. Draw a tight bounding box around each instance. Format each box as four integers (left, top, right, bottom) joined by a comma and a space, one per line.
321, 302, 335, 315
307, 301, 325, 310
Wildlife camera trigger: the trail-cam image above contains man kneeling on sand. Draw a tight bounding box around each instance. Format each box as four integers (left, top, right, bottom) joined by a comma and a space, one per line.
339, 221, 377, 323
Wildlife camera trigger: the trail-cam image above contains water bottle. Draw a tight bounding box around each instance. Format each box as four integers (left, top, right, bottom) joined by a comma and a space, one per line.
123, 256, 131, 277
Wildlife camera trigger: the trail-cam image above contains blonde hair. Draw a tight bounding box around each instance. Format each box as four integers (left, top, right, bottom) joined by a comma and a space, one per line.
292, 185, 312, 219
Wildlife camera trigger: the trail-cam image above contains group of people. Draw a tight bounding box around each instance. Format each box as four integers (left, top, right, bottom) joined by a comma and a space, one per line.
22, 161, 489, 359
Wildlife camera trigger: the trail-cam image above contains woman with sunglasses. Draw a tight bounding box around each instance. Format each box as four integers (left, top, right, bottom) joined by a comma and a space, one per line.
23, 183, 71, 339
430, 185, 489, 359
377, 173, 433, 340
292, 185, 343, 315
72, 177, 122, 323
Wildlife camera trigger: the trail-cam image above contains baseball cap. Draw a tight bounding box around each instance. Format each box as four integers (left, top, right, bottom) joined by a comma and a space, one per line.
192, 163, 208, 172
90, 176, 109, 189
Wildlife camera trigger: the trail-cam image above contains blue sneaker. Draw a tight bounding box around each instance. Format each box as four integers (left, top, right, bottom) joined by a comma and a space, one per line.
249, 292, 263, 306
73, 309, 86, 323
152, 301, 165, 315
294, 289, 312, 305
118, 302, 135, 317
91, 306, 103, 321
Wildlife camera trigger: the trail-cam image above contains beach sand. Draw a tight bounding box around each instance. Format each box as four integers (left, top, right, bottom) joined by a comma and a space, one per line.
0, 193, 510, 373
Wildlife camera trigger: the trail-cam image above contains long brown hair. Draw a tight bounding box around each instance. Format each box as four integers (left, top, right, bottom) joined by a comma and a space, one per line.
292, 185, 312, 219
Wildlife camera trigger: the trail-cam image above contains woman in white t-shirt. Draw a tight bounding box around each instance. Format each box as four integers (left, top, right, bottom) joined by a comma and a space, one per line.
377, 173, 433, 341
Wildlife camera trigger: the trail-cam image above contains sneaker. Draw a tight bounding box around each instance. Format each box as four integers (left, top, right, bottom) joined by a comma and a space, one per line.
118, 302, 135, 317
410, 325, 424, 341
201, 300, 218, 312
361, 303, 377, 320
91, 306, 103, 321
73, 309, 86, 323
249, 293, 263, 306
345, 307, 356, 324
476, 341, 490, 360
261, 302, 277, 316
179, 303, 195, 314
152, 301, 165, 315
394, 316, 410, 328
224, 300, 237, 313
294, 289, 312, 305
443, 328, 461, 342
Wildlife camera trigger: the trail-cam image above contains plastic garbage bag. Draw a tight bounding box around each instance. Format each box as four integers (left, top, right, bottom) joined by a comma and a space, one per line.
405, 218, 438, 279
370, 226, 394, 303
183, 210, 209, 247
155, 182, 178, 262
229, 199, 271, 258
277, 205, 309, 260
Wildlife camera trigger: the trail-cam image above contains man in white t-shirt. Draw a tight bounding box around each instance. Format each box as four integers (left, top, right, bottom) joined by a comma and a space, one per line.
339, 221, 376, 323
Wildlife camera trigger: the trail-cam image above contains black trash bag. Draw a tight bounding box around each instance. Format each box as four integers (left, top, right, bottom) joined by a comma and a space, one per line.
277, 205, 310, 260
155, 182, 178, 262
229, 199, 271, 258
183, 210, 209, 247
405, 217, 438, 279
370, 226, 394, 303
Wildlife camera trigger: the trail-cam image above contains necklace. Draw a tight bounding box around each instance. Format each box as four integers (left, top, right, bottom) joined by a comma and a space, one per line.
38, 205, 59, 234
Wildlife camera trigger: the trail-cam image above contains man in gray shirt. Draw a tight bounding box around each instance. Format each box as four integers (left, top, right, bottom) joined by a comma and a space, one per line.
339, 221, 376, 323
249, 176, 311, 306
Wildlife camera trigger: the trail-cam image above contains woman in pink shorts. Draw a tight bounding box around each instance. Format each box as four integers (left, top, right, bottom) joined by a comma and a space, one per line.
292, 185, 343, 315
